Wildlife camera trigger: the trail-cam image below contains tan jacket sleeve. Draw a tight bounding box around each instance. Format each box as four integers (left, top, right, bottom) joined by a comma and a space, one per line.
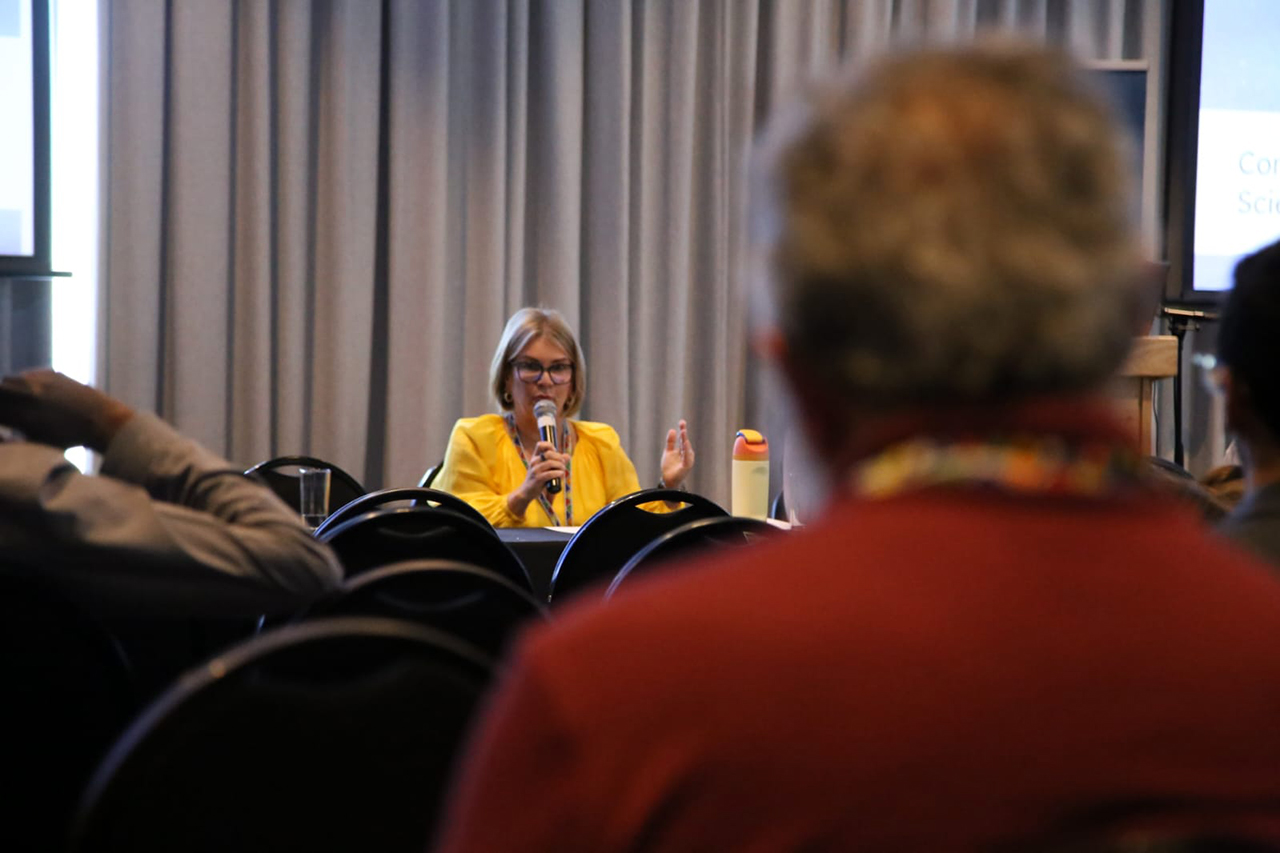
0, 412, 343, 617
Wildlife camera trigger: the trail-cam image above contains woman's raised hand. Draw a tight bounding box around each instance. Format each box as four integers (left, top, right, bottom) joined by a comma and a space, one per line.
660, 419, 695, 490
507, 439, 568, 518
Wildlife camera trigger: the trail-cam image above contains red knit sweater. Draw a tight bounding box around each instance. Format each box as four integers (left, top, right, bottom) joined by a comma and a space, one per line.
437, 409, 1280, 851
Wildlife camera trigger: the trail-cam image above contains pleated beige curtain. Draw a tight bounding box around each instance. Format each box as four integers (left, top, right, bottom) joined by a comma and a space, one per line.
101, 0, 1159, 502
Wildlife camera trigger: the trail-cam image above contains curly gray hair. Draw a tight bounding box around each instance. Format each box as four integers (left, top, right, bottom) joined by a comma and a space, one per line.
752, 40, 1143, 407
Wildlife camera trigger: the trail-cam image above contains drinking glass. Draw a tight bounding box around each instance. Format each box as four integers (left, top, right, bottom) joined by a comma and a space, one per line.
299, 467, 331, 530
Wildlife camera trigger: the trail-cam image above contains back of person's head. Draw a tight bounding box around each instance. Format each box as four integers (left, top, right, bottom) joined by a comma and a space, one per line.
1217, 239, 1280, 443
752, 39, 1143, 412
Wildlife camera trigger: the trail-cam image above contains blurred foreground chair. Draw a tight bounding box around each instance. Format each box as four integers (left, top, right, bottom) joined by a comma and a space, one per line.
71, 616, 491, 853
319, 506, 532, 591
314, 487, 492, 537
245, 455, 366, 515
304, 560, 548, 657
606, 516, 781, 600
547, 488, 728, 606
0, 572, 137, 850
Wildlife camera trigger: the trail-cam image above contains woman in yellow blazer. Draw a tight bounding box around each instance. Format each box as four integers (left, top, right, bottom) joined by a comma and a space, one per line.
434, 308, 695, 528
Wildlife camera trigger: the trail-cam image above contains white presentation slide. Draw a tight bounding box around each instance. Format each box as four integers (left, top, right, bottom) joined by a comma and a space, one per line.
1192, 0, 1280, 291
0, 0, 33, 257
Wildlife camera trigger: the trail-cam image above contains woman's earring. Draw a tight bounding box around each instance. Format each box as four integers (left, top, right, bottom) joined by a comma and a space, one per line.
503, 391, 513, 405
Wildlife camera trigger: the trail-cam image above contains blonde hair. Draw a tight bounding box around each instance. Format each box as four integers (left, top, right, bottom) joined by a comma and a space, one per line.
489, 307, 586, 417
753, 40, 1143, 407
1201, 464, 1246, 511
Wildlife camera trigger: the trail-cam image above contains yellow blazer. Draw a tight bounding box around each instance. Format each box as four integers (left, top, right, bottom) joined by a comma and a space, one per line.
434, 414, 648, 528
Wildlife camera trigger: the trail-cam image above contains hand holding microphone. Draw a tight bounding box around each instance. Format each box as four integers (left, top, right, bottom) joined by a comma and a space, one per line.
533, 399, 562, 494
508, 436, 567, 518
507, 400, 565, 519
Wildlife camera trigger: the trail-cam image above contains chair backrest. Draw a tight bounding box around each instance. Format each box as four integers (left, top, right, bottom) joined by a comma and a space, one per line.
0, 572, 137, 849
606, 516, 780, 600
71, 616, 491, 853
319, 506, 533, 591
314, 486, 493, 538
770, 489, 787, 521
547, 488, 728, 606
304, 560, 548, 657
418, 461, 443, 489
244, 455, 367, 515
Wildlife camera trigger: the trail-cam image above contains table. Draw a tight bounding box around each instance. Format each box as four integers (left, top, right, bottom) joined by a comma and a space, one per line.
497, 528, 573, 601
497, 521, 791, 602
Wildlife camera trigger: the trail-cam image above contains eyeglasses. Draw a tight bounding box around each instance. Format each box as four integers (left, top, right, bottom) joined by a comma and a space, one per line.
511, 358, 574, 385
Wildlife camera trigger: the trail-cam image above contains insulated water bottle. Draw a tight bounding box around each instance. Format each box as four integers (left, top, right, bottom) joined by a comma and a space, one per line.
731, 429, 769, 519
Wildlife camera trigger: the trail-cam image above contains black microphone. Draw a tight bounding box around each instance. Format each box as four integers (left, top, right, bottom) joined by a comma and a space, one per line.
533, 399, 561, 494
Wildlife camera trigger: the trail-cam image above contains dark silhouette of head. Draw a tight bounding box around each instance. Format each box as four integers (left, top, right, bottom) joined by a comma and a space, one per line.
1218, 240, 1280, 446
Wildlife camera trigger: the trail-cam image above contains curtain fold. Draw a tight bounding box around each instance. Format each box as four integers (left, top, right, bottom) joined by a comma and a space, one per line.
102, 0, 1158, 502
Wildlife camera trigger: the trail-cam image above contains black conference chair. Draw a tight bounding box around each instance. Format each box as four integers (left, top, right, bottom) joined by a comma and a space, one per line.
319, 506, 533, 591
418, 462, 443, 489
244, 455, 367, 516
71, 617, 491, 853
0, 572, 138, 851
314, 486, 493, 538
770, 489, 787, 521
547, 488, 728, 606
606, 516, 780, 600
303, 560, 548, 657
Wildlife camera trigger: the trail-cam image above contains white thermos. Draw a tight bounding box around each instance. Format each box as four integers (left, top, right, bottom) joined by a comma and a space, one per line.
731, 429, 769, 519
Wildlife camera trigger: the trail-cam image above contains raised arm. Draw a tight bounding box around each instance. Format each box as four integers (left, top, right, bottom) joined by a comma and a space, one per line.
0, 370, 342, 616
659, 418, 695, 490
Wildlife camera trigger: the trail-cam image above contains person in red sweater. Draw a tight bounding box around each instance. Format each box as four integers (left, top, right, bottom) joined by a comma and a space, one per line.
435, 41, 1280, 851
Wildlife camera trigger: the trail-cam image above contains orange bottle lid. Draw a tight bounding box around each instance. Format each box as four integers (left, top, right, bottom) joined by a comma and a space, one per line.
733, 429, 769, 461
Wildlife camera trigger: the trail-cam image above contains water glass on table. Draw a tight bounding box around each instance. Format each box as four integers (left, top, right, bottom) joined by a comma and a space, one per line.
299, 467, 331, 530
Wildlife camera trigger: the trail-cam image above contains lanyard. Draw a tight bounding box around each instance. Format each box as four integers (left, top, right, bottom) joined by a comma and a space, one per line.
849, 435, 1145, 501
504, 413, 575, 526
